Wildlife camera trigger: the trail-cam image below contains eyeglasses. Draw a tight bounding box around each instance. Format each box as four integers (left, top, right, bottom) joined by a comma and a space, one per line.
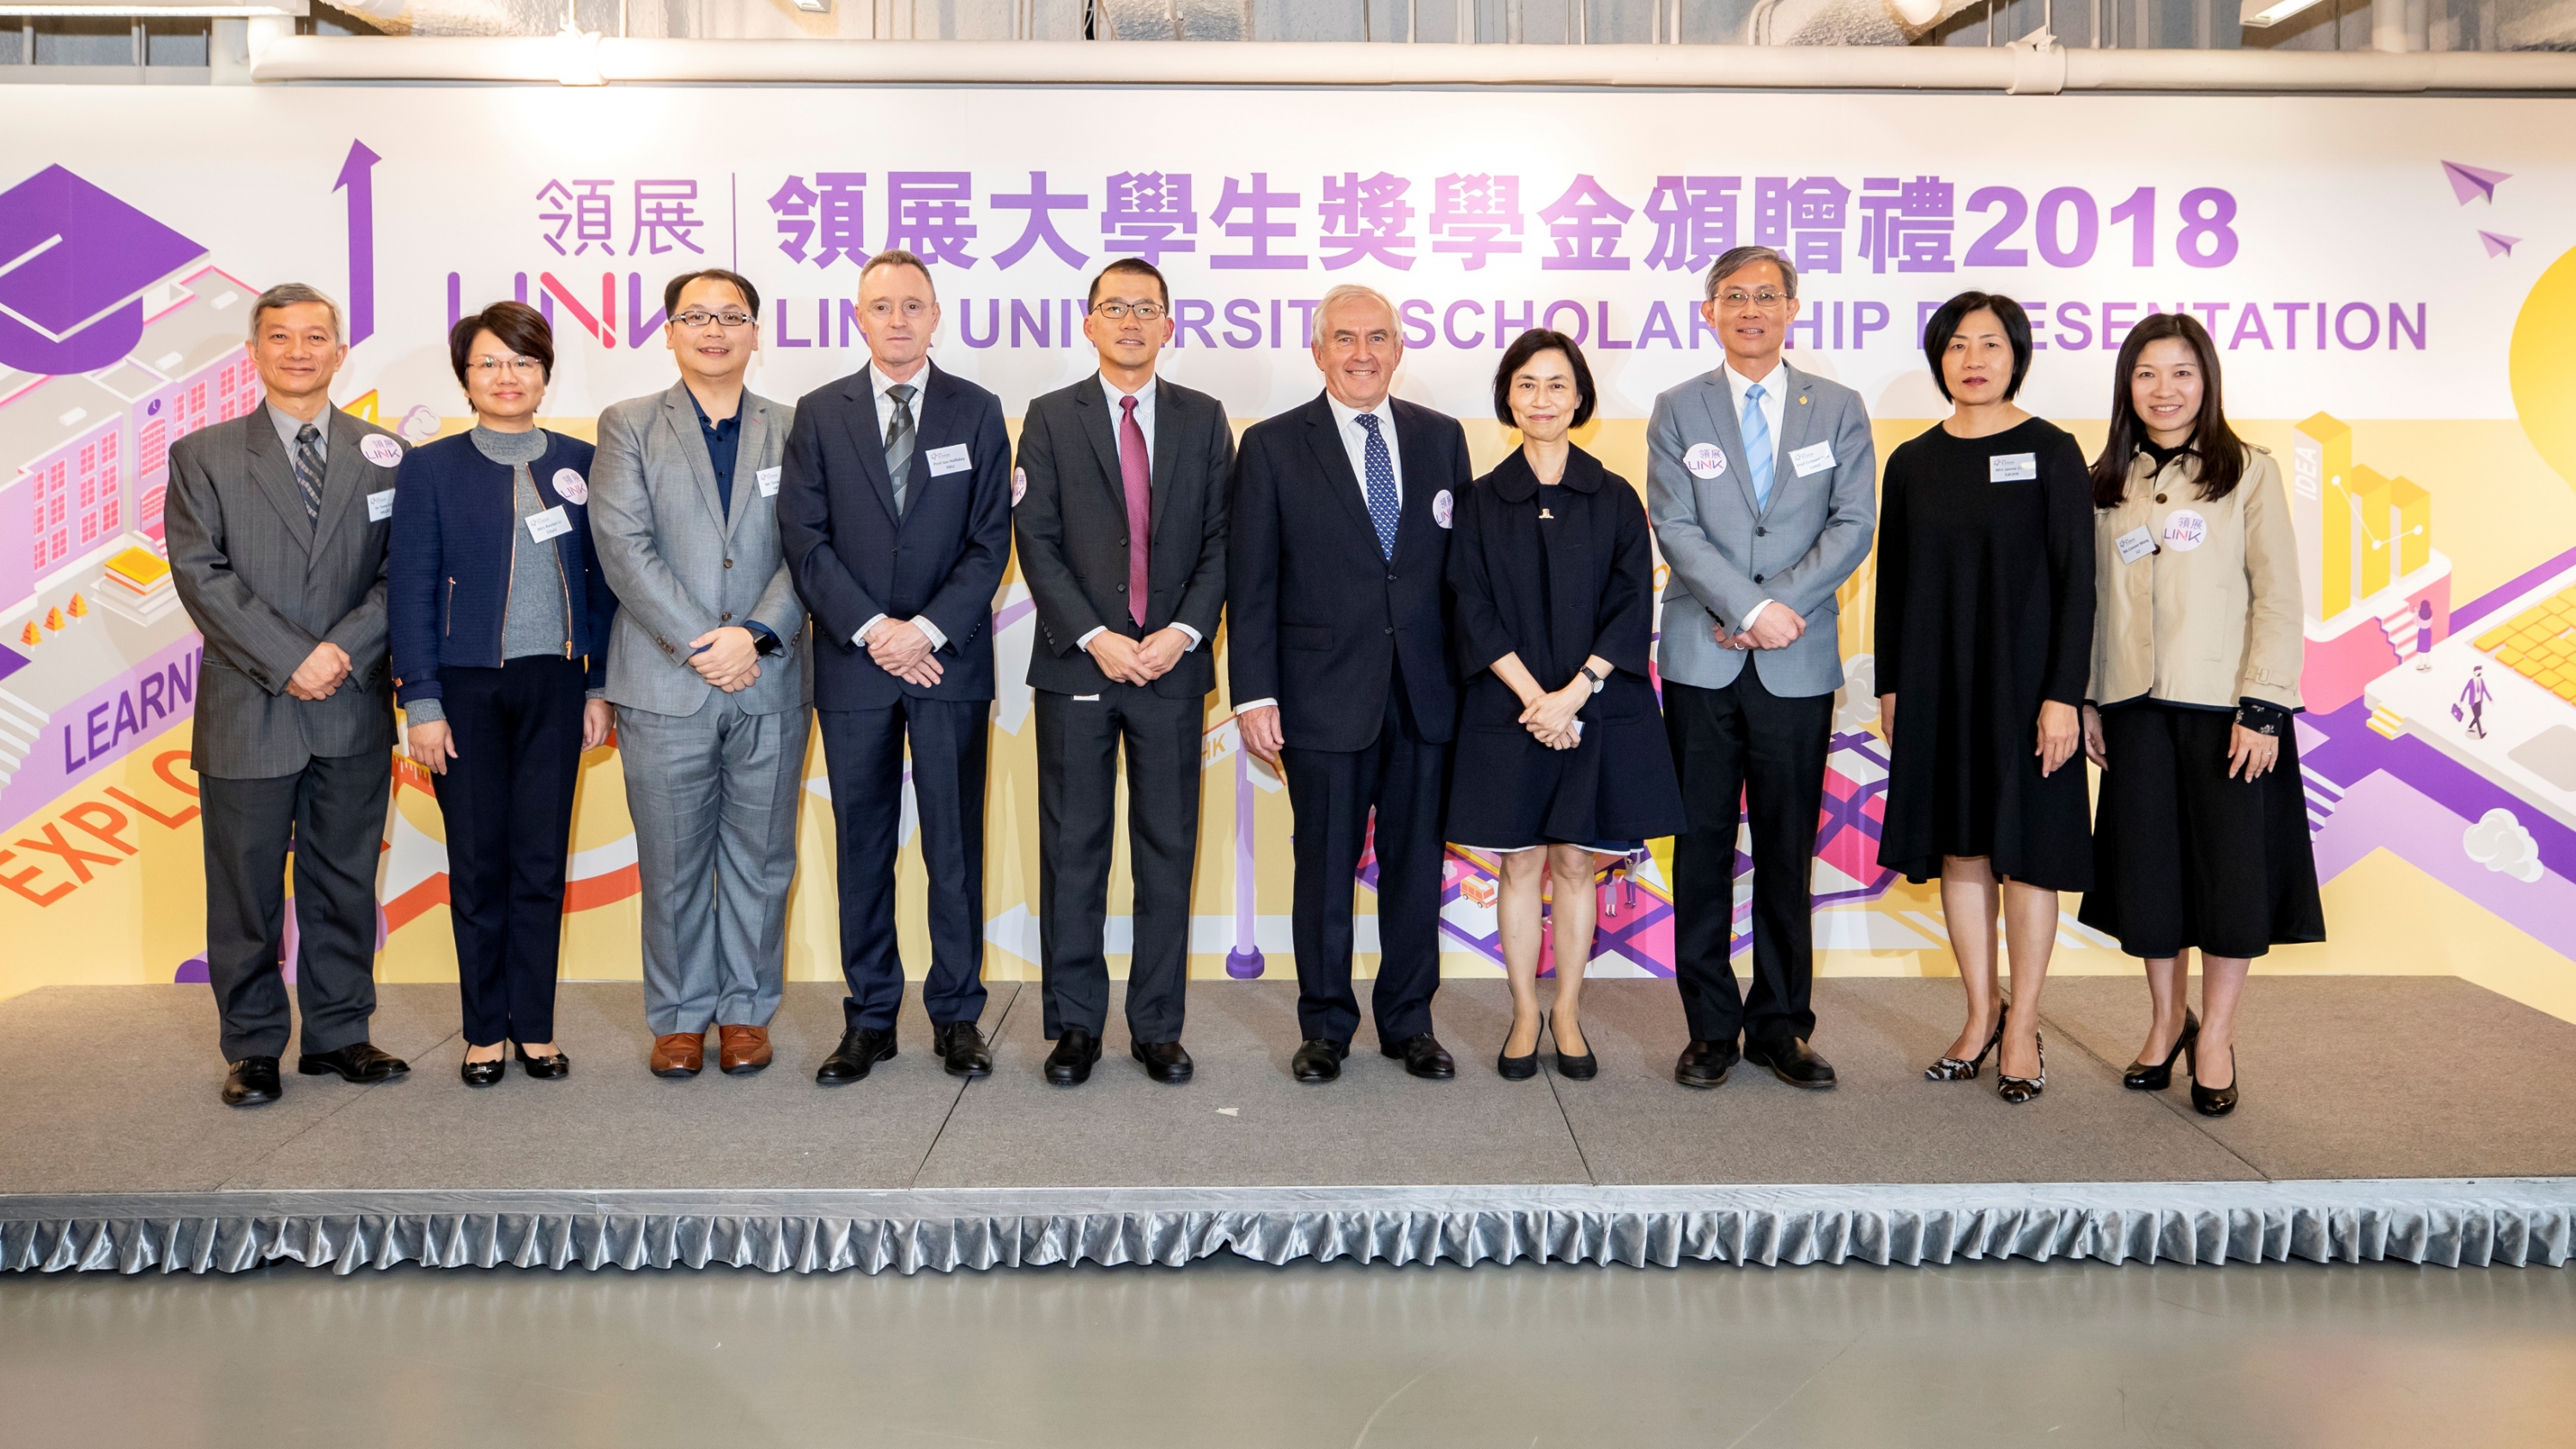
673, 308, 755, 330
467, 356, 544, 378
861, 299, 933, 319
1716, 289, 1790, 309
1091, 301, 1166, 322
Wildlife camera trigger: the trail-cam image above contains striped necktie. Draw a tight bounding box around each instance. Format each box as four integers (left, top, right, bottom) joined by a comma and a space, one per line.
293, 423, 325, 521
884, 382, 917, 516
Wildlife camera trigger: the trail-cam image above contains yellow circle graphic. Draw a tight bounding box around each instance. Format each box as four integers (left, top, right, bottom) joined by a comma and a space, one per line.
2511, 244, 2576, 491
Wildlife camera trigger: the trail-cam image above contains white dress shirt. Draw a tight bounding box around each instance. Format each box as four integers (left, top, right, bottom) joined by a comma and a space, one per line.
1236, 393, 1404, 718
856, 359, 947, 653
1721, 357, 1790, 634
1075, 372, 1201, 655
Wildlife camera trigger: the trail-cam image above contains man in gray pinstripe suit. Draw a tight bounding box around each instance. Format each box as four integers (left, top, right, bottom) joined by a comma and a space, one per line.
589, 269, 808, 1080
165, 283, 411, 1107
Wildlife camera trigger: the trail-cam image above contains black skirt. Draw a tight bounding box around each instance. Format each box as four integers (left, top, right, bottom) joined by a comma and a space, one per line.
2078, 702, 2326, 959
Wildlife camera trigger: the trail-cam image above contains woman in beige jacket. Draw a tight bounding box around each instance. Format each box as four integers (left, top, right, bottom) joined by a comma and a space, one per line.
2078, 314, 2324, 1117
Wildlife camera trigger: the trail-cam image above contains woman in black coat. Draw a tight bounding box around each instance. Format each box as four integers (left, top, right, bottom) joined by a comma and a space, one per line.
1448, 329, 1686, 1081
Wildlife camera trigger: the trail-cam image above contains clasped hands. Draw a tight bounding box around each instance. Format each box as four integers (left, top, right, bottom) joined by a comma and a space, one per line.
1087, 627, 1190, 688
1714, 605, 1804, 653
688, 625, 762, 693
865, 618, 945, 688
1518, 679, 1589, 752
286, 641, 354, 700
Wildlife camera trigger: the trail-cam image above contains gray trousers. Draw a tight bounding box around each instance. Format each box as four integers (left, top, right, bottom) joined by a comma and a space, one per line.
617, 697, 805, 1035
199, 755, 390, 1062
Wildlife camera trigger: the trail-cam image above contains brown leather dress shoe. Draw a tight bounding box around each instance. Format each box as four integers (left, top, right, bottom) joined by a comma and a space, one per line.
718, 1025, 773, 1075
650, 1032, 705, 1078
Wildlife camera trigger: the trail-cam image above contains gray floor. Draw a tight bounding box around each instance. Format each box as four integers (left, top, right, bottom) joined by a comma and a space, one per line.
7, 974, 2576, 1195
3, 1256, 2572, 1448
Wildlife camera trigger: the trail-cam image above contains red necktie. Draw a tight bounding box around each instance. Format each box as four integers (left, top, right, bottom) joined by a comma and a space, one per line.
1120, 393, 1151, 629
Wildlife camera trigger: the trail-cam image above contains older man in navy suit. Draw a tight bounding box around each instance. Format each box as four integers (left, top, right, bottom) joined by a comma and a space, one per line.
778, 248, 1013, 1087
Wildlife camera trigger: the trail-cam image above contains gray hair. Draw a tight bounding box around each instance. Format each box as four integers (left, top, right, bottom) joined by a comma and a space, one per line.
1314, 283, 1399, 344
249, 283, 344, 343
1704, 245, 1799, 302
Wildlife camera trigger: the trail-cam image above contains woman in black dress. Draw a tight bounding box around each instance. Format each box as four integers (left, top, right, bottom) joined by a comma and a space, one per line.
2079, 313, 2323, 1117
1874, 294, 2095, 1104
1447, 329, 1685, 1081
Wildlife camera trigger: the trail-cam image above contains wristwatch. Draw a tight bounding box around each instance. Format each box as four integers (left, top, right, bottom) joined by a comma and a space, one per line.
1579, 665, 1607, 694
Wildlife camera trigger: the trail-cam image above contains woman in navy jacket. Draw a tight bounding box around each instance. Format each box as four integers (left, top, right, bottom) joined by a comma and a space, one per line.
390, 301, 617, 1087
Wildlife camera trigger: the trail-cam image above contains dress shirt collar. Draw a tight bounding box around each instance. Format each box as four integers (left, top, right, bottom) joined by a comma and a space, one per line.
686, 386, 742, 441
268, 401, 330, 457
1324, 391, 1394, 439
868, 360, 929, 405
1720, 356, 1789, 412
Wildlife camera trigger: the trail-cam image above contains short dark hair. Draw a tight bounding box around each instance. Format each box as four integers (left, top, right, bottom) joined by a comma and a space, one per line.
663, 268, 761, 320
1922, 291, 2033, 402
448, 300, 554, 387
1704, 244, 1799, 302
1492, 328, 1597, 430
1087, 259, 1168, 309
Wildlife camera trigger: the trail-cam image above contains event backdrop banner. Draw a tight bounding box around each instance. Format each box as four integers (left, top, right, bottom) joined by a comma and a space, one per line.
3, 87, 2574, 1021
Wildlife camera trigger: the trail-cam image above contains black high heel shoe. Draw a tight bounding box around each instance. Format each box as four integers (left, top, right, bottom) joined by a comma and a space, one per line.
513, 1043, 571, 1080
2123, 1010, 2200, 1091
1926, 1012, 2006, 1081
459, 1052, 506, 1088
1498, 1015, 1540, 1081
1996, 1029, 2046, 1105
2190, 1044, 2239, 1117
1550, 1016, 1597, 1081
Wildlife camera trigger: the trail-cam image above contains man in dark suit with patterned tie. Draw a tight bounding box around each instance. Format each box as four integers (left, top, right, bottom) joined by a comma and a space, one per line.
164, 283, 412, 1106
1012, 259, 1235, 1088
777, 249, 1014, 1087
1228, 284, 1471, 1084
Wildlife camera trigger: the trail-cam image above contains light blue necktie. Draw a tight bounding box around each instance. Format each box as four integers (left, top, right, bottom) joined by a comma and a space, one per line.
1357, 412, 1400, 560
1741, 381, 1774, 513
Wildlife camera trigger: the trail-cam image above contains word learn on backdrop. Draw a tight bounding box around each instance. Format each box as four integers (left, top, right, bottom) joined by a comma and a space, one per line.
2, 86, 2573, 1022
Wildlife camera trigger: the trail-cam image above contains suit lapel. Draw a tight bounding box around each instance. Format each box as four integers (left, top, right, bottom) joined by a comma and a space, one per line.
1697, 369, 1769, 521
729, 395, 773, 538
1075, 381, 1133, 529
1389, 400, 1438, 562
660, 382, 732, 535
310, 410, 368, 555
1147, 378, 1182, 540
1299, 396, 1377, 555
1765, 365, 1818, 518
841, 367, 900, 526
242, 413, 316, 551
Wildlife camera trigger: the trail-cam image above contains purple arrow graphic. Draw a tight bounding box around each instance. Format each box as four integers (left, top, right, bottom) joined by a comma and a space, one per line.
335, 139, 380, 346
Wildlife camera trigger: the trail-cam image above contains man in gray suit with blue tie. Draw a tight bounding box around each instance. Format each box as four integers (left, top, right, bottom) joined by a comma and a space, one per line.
1648, 245, 1876, 1093
589, 268, 806, 1080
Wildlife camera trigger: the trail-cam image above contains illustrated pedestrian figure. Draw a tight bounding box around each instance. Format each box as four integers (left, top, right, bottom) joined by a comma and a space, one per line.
2456, 665, 2492, 740
2415, 600, 2434, 671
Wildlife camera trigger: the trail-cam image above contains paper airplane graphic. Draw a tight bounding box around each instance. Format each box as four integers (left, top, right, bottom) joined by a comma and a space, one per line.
2442, 161, 2510, 204
2480, 231, 2521, 258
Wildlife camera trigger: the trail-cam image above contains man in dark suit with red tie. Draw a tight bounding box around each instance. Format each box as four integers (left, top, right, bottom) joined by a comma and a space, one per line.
1012, 259, 1235, 1088
777, 249, 1014, 1087
1228, 284, 1471, 1084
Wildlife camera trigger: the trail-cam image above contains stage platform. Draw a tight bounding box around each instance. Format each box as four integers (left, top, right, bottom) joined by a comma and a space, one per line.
3, 977, 2571, 1275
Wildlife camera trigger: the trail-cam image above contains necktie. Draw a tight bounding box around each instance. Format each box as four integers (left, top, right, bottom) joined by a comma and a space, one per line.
1357, 412, 1399, 560
293, 423, 325, 521
1741, 382, 1774, 513
1119, 394, 1152, 629
884, 381, 917, 516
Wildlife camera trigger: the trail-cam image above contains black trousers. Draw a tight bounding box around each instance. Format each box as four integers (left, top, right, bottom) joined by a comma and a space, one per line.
430, 656, 584, 1048
817, 697, 989, 1032
1034, 685, 1202, 1043
199, 752, 391, 1062
1278, 670, 1449, 1045
1665, 671, 1832, 1049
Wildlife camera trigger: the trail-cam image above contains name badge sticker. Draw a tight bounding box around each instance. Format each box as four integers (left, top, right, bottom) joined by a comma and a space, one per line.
1989, 452, 2038, 483
756, 466, 781, 497
526, 505, 573, 542
1683, 442, 1728, 480
926, 444, 972, 477
367, 489, 396, 523
2113, 525, 2156, 564
2162, 508, 2209, 552
1432, 489, 1455, 529
551, 468, 588, 504
1789, 441, 1836, 477
359, 434, 404, 468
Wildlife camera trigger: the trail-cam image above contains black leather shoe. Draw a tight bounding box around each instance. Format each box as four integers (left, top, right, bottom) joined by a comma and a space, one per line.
1497, 1048, 1539, 1081
513, 1044, 570, 1080
1674, 1039, 1739, 1089
2123, 1010, 2200, 1092
2190, 1044, 2239, 1117
1046, 1028, 1102, 1087
1744, 1036, 1838, 1088
815, 1026, 896, 1085
298, 1042, 410, 1083
1291, 1038, 1349, 1083
1381, 1032, 1455, 1081
933, 1020, 993, 1079
1132, 1039, 1194, 1084
459, 1056, 506, 1088
221, 1056, 281, 1107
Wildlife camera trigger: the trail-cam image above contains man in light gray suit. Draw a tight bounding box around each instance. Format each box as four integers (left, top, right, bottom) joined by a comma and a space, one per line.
1648, 245, 1876, 1093
166, 283, 412, 1107
590, 268, 807, 1079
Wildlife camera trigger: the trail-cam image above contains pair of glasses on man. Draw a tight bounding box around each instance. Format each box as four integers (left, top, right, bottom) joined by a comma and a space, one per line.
673, 308, 756, 330
1716, 289, 1791, 309
1091, 301, 1166, 321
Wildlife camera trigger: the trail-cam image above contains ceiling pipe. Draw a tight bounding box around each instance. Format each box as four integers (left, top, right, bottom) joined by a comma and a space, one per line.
248, 34, 2576, 90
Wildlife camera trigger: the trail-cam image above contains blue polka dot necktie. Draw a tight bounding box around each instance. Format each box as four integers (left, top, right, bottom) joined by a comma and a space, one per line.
1357, 411, 1399, 560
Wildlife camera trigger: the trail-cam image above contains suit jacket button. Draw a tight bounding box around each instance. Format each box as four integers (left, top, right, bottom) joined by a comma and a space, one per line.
1116, 583, 1126, 592
1756, 527, 1767, 537
720, 612, 733, 622
1753, 574, 1765, 583
1386, 573, 1397, 582
723, 558, 735, 568
1383, 626, 1394, 636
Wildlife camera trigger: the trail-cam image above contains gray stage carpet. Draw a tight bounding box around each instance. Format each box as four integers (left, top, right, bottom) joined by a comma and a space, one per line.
3, 977, 2571, 1273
